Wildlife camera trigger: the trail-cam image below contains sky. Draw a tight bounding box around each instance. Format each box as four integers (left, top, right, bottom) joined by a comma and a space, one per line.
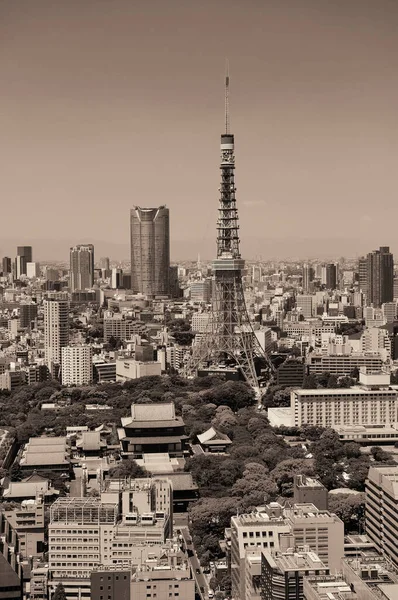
1, 0, 398, 261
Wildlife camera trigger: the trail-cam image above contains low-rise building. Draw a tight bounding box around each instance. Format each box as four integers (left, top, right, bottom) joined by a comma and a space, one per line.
261, 548, 329, 600
19, 436, 71, 475
4, 497, 45, 558
291, 387, 398, 429
293, 475, 328, 511
116, 357, 161, 381
118, 403, 187, 458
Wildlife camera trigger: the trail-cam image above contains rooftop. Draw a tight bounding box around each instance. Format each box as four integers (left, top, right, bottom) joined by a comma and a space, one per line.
293, 387, 396, 396
131, 403, 176, 422
264, 548, 327, 572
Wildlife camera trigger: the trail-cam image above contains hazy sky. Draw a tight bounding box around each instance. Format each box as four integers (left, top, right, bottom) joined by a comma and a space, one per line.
2, 0, 398, 261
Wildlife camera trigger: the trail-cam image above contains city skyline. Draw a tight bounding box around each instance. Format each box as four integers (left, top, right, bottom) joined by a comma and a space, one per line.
2, 0, 398, 261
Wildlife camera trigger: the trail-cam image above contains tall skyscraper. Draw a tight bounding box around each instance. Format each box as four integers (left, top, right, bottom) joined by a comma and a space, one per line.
99, 257, 110, 270
325, 263, 337, 290
358, 256, 368, 296
321, 263, 337, 290
1, 256, 11, 274
302, 264, 314, 293
14, 246, 32, 277
130, 206, 170, 297
44, 293, 69, 367
366, 246, 394, 307
69, 244, 95, 291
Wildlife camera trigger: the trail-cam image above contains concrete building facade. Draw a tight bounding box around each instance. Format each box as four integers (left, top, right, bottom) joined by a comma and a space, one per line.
61, 345, 93, 386
130, 206, 170, 297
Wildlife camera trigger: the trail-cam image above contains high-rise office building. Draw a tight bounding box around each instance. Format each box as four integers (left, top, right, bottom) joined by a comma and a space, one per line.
17, 246, 32, 263
69, 244, 95, 292
44, 293, 69, 367
321, 263, 337, 290
99, 257, 110, 270
296, 294, 313, 318
302, 264, 314, 293
16, 246, 32, 277
1, 256, 11, 274
61, 345, 93, 386
130, 206, 170, 297
111, 268, 123, 289
325, 263, 337, 290
358, 256, 368, 296
365, 246, 394, 307
20, 303, 38, 330
26, 262, 40, 278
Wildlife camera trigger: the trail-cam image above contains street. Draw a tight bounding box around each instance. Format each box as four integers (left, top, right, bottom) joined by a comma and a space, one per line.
179, 524, 209, 600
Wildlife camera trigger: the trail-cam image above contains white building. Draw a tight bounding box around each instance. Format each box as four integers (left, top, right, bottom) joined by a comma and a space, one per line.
291, 370, 398, 428
116, 357, 161, 381
366, 465, 398, 566
61, 345, 93, 386
191, 312, 211, 333
26, 262, 41, 278
296, 295, 313, 318
44, 293, 69, 367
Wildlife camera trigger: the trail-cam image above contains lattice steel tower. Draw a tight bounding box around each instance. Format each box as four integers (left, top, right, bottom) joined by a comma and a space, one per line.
190, 67, 269, 395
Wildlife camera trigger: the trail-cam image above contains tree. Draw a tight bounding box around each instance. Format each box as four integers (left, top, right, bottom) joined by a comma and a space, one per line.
314, 455, 343, 490
268, 388, 292, 408
327, 375, 339, 388
370, 446, 392, 463
271, 458, 314, 496
328, 493, 365, 533
108, 458, 147, 479
302, 375, 318, 389
189, 497, 237, 559
312, 429, 345, 461
53, 583, 67, 600
346, 456, 370, 491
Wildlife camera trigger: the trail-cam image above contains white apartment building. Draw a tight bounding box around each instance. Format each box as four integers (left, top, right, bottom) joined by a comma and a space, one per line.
44, 294, 69, 366
361, 327, 391, 360
306, 352, 384, 375
366, 465, 398, 566
291, 385, 398, 428
166, 345, 190, 370
191, 312, 211, 333
61, 345, 93, 386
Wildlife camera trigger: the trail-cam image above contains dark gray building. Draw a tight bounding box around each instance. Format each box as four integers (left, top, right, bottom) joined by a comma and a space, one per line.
130, 206, 170, 297
2, 256, 11, 274
365, 246, 394, 307
90, 569, 130, 600
69, 244, 95, 292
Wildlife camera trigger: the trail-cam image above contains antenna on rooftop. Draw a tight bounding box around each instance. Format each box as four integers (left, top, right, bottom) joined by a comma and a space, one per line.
225, 59, 230, 134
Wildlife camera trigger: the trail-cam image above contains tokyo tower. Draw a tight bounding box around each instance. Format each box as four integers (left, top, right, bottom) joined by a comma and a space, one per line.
188, 66, 271, 396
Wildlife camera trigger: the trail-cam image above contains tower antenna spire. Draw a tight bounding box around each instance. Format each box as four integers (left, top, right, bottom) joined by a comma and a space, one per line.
225, 59, 230, 134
